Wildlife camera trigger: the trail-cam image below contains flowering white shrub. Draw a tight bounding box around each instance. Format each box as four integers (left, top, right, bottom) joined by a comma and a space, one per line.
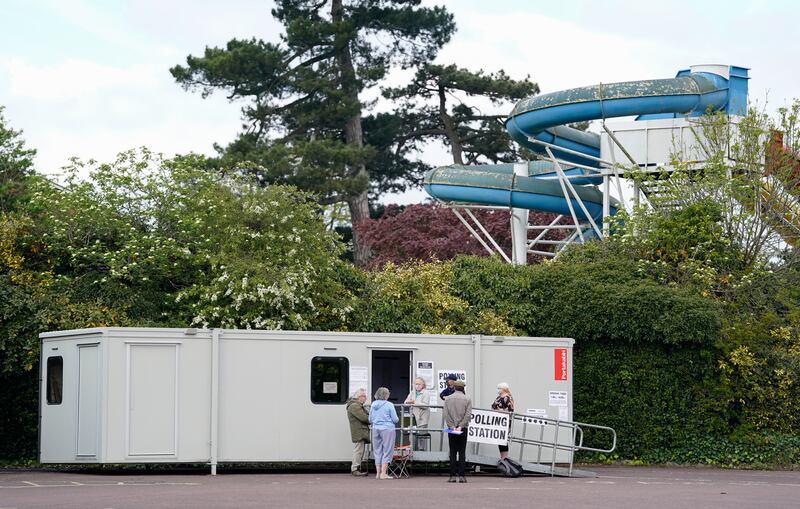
29, 148, 354, 329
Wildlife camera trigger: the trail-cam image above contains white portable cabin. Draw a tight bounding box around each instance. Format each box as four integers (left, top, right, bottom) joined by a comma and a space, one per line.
39, 328, 574, 470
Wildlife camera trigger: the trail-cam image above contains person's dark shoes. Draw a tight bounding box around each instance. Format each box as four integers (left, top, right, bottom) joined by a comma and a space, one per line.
351, 470, 368, 476
447, 476, 457, 483
458, 476, 467, 483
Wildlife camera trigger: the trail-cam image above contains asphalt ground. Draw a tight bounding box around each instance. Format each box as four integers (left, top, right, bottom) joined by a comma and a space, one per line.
1, 465, 799, 509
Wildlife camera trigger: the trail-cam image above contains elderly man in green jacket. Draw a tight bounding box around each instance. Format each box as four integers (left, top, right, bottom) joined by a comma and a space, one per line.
346, 388, 370, 476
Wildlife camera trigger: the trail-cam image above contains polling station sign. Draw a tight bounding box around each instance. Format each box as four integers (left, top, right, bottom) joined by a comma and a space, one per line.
437, 370, 467, 391
467, 409, 510, 446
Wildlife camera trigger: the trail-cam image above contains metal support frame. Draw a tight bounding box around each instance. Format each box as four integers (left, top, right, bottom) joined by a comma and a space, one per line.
433, 124, 652, 263
449, 207, 512, 263
511, 163, 530, 265
545, 146, 604, 238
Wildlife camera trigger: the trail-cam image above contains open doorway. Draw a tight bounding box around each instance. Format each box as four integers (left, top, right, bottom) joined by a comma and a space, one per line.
371, 350, 411, 404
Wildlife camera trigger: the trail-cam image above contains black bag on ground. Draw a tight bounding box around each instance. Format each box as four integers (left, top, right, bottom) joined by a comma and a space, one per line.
496, 458, 523, 478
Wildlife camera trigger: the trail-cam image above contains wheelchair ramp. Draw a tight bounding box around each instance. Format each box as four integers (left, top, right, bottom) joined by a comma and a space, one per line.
393, 403, 616, 479
409, 451, 596, 478
468, 454, 596, 478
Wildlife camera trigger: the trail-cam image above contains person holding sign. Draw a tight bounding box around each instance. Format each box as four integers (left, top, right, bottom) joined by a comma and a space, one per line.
404, 377, 430, 428
491, 382, 515, 460
369, 387, 398, 480
443, 380, 472, 483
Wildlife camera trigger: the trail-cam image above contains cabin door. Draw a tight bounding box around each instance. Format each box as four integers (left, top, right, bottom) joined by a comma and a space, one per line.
370, 350, 412, 404
76, 343, 100, 458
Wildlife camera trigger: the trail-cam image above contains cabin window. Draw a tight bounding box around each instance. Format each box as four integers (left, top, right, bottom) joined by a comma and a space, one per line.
310, 356, 349, 404
46, 356, 63, 405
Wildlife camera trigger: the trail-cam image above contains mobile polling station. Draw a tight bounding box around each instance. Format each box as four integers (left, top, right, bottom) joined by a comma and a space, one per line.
39, 327, 614, 475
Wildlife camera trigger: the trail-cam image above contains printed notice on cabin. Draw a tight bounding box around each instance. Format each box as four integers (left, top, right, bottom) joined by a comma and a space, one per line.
524, 408, 548, 425
549, 390, 568, 407
348, 366, 368, 398
416, 360, 435, 390
323, 381, 338, 394
416, 361, 438, 412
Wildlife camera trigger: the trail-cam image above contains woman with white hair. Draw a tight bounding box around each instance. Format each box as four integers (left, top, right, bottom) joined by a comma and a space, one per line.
346, 388, 370, 476
491, 382, 515, 460
404, 377, 430, 428
369, 386, 398, 479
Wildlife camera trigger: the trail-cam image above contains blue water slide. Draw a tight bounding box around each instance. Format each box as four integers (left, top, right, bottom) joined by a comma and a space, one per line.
505, 71, 731, 166
425, 162, 615, 222
424, 67, 742, 221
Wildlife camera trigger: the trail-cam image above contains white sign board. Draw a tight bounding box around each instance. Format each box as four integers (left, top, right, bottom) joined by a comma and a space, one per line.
348, 366, 368, 399
549, 391, 568, 407
416, 361, 435, 389
416, 361, 439, 412
467, 409, 510, 446
524, 408, 548, 425
437, 369, 467, 391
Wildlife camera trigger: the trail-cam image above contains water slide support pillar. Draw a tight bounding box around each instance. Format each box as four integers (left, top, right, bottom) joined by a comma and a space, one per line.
511, 163, 530, 265
602, 173, 610, 237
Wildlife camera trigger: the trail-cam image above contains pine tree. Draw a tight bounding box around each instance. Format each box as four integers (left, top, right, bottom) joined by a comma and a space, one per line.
382, 64, 538, 164
171, 0, 455, 265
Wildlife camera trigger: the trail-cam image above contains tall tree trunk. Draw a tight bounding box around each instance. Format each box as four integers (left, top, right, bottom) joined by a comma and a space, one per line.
332, 0, 372, 266
439, 84, 464, 165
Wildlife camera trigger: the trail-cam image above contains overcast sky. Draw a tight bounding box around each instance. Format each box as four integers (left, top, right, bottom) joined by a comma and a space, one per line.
2, 0, 798, 203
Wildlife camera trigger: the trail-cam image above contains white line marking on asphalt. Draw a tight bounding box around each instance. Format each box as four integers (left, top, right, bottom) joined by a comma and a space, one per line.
0, 482, 201, 489
585, 480, 615, 484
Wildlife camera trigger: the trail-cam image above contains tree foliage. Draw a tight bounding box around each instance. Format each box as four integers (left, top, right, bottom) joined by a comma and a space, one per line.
24, 149, 355, 330
355, 202, 559, 267
349, 259, 516, 336
639, 101, 800, 268
382, 64, 538, 165
0, 107, 36, 213
170, 0, 456, 264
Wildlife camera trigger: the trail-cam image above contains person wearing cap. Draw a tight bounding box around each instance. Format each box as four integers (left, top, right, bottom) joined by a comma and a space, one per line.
439, 373, 458, 400
443, 379, 472, 483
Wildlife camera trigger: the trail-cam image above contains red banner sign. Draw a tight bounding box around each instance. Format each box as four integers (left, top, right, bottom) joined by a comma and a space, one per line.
554, 348, 568, 381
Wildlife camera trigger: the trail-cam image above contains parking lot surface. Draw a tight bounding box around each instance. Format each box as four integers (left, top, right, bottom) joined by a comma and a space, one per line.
1, 465, 799, 509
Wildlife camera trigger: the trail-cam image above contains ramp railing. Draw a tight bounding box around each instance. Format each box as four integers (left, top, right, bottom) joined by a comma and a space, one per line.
508, 412, 616, 477
388, 403, 616, 477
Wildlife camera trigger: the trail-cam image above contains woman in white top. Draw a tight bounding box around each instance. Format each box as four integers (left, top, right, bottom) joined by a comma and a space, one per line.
404, 377, 430, 428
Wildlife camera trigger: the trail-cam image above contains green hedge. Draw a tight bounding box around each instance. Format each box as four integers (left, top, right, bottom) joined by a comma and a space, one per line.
449, 255, 722, 346
573, 342, 717, 458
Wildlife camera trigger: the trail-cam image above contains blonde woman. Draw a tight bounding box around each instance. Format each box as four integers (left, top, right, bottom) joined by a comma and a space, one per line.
490, 382, 515, 460
404, 377, 431, 428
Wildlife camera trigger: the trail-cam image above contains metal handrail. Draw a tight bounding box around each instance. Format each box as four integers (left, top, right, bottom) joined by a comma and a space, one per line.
377, 403, 616, 477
